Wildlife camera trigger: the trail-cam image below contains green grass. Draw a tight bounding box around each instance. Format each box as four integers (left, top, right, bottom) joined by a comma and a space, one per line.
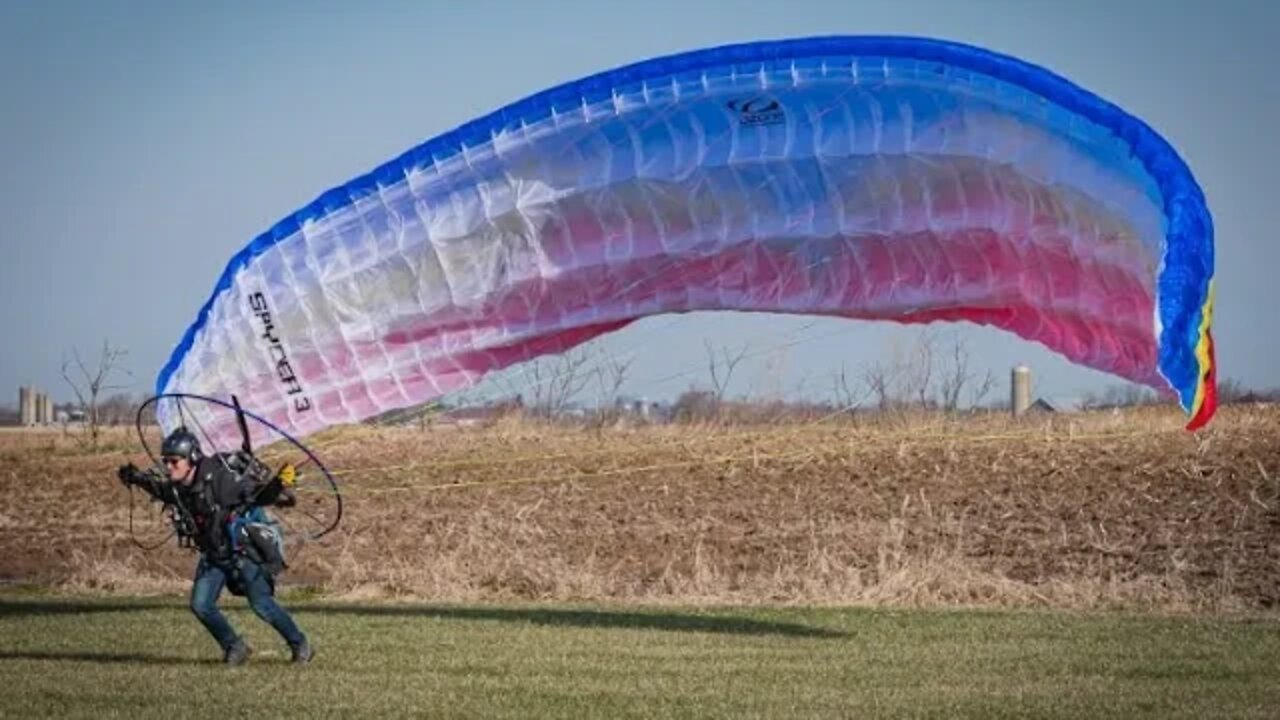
0, 591, 1276, 719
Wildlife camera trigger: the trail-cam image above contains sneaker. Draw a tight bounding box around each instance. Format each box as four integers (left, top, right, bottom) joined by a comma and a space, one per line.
224, 639, 252, 666
290, 639, 314, 664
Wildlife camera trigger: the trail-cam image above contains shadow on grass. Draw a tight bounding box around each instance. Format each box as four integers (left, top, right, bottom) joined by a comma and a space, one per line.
0, 650, 215, 666
0, 598, 174, 617
0, 598, 847, 639
300, 603, 849, 638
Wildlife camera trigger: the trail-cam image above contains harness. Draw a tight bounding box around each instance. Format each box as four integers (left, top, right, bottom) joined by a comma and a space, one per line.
145, 454, 289, 595
227, 505, 287, 576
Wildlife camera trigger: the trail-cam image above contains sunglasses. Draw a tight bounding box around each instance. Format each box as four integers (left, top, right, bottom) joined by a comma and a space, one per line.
162, 457, 185, 467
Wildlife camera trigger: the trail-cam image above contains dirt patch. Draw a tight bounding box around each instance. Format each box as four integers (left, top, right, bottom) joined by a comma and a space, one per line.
2, 406, 1278, 612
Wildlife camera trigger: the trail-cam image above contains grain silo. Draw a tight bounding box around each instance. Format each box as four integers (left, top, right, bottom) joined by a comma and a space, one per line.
1011, 365, 1032, 417
19, 386, 34, 426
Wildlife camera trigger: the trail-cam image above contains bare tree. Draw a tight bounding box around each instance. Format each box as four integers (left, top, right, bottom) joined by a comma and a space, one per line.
862, 360, 898, 411
136, 396, 159, 426
831, 363, 867, 414
594, 353, 634, 412
968, 369, 996, 408
672, 388, 719, 423
1116, 383, 1157, 406
525, 349, 593, 417
61, 339, 131, 448
99, 392, 138, 426
705, 340, 749, 402
1082, 382, 1160, 409
938, 334, 996, 412
899, 328, 939, 408
1216, 377, 1252, 404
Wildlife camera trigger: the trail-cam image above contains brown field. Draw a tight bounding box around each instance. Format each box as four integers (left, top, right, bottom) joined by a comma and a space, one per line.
2, 404, 1278, 613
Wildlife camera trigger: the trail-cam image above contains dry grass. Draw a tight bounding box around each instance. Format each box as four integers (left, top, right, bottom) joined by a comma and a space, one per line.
2, 404, 1278, 614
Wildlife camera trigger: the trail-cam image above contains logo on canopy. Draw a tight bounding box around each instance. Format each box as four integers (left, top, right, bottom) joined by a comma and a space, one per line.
727, 96, 784, 126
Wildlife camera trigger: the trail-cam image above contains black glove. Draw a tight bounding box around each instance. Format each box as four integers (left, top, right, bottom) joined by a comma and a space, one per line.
117, 463, 139, 487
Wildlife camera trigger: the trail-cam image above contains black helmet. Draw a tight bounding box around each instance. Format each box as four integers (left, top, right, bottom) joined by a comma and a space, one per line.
161, 427, 202, 463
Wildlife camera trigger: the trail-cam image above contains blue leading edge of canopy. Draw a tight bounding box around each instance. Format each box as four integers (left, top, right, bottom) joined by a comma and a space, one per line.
155, 35, 1214, 419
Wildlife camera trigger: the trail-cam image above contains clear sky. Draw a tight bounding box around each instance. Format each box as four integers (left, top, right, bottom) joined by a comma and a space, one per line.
2, 0, 1276, 409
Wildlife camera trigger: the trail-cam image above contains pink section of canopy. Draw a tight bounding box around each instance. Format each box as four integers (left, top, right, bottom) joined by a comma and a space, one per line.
205, 154, 1160, 442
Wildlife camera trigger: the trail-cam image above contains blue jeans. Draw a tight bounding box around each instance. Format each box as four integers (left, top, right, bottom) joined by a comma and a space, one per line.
190, 555, 306, 651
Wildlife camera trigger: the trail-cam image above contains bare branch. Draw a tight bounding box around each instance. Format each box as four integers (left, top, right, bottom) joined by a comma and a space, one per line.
862, 361, 897, 411
522, 349, 594, 417
901, 327, 939, 408
939, 334, 973, 412
59, 338, 130, 449
60, 359, 90, 410
594, 352, 633, 410
969, 368, 995, 408
831, 363, 868, 414
929, 332, 998, 412
547, 349, 592, 414
705, 340, 749, 402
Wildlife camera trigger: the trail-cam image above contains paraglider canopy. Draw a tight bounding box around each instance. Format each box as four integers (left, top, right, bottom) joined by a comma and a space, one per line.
154, 35, 1216, 445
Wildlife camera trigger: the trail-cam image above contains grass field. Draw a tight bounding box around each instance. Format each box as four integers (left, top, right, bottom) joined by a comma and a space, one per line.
2, 590, 1277, 719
